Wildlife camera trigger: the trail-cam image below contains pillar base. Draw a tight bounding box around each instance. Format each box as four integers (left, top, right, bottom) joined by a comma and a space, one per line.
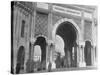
51, 61, 56, 69
78, 61, 86, 67
92, 61, 97, 67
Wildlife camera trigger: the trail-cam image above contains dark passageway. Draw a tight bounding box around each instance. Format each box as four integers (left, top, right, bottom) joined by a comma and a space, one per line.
34, 36, 47, 63
84, 41, 92, 66
16, 46, 25, 74
34, 36, 47, 70
56, 21, 77, 67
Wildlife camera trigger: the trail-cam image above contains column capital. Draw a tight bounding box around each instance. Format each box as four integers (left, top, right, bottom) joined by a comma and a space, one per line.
30, 37, 36, 44
48, 40, 54, 45
79, 41, 85, 47
93, 42, 96, 47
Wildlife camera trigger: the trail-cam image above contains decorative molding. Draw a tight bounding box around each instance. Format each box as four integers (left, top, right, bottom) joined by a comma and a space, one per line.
84, 12, 92, 20
35, 34, 48, 42
53, 5, 82, 17
37, 2, 48, 10
14, 2, 33, 15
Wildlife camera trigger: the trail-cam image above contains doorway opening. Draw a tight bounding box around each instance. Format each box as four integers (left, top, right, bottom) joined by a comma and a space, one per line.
16, 46, 25, 74
33, 35, 47, 71
84, 41, 92, 66
53, 19, 80, 68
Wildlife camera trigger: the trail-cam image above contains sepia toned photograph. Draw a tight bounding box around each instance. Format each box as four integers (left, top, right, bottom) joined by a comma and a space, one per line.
11, 1, 98, 74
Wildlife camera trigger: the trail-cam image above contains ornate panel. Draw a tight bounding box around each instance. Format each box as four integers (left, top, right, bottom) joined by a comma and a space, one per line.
52, 14, 63, 26
35, 12, 48, 37
84, 20, 92, 41
73, 18, 81, 30
52, 14, 81, 30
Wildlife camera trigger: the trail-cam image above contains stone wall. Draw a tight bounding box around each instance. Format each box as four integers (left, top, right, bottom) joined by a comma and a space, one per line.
13, 4, 33, 73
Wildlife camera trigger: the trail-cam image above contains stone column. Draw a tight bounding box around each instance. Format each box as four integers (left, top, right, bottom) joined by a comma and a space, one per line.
81, 42, 86, 67
91, 45, 94, 66
78, 43, 82, 67
76, 44, 79, 67
46, 40, 51, 69
46, 3, 53, 70
92, 43, 97, 66
91, 8, 97, 67
30, 37, 36, 60
78, 41, 86, 67
46, 40, 56, 70
77, 11, 86, 67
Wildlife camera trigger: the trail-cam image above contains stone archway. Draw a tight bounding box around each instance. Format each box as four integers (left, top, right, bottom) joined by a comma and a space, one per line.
52, 18, 81, 43
16, 46, 25, 74
84, 40, 92, 66
33, 35, 47, 71
52, 18, 81, 68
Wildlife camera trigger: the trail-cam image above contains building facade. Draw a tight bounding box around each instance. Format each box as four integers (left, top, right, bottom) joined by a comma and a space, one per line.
11, 1, 97, 74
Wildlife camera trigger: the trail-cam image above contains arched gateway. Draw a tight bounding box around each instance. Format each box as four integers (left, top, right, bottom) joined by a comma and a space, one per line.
52, 18, 81, 68
16, 46, 25, 73
33, 35, 47, 71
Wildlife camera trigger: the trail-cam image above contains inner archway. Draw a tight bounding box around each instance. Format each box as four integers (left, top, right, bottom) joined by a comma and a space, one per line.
53, 18, 80, 68
33, 35, 47, 70
56, 21, 77, 50
84, 41, 92, 66
16, 46, 25, 74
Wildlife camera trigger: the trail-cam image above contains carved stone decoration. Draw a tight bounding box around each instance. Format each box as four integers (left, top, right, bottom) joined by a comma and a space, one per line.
35, 12, 48, 37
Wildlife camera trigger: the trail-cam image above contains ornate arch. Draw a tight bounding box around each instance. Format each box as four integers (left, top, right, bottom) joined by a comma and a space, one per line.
33, 34, 48, 62
52, 18, 82, 44
35, 34, 48, 43
85, 39, 93, 46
